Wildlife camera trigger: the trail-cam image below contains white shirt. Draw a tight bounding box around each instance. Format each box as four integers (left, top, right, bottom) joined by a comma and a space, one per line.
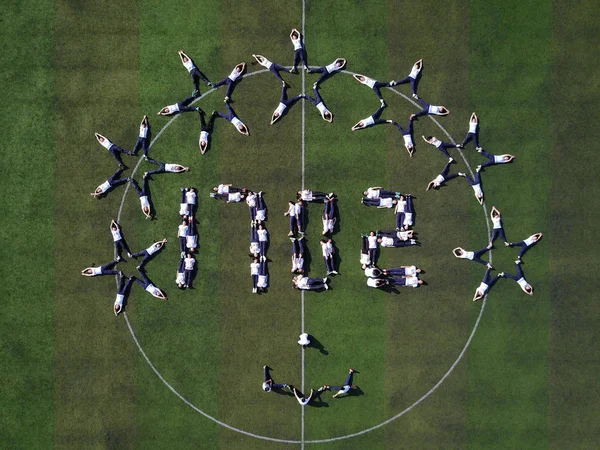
231, 117, 244, 129
176, 272, 185, 284
326, 61, 340, 73
360, 253, 371, 265
90, 266, 102, 276
262, 382, 271, 392
395, 199, 407, 212
298, 333, 310, 346
316, 102, 328, 115
397, 230, 411, 240
292, 38, 302, 50
364, 267, 379, 278
146, 285, 161, 297
404, 276, 420, 287
403, 212, 413, 226
167, 103, 180, 114
185, 191, 197, 205
186, 235, 197, 248
250, 242, 260, 254
228, 192, 242, 202
524, 235, 538, 246
321, 243, 331, 257
478, 282, 489, 295
368, 236, 377, 249
200, 130, 209, 144
294, 203, 302, 216
428, 105, 443, 115
299, 190, 312, 201
517, 278, 529, 289
322, 218, 334, 233
363, 115, 375, 127
140, 196, 150, 210
472, 184, 483, 198
246, 195, 257, 208
182, 58, 195, 73
434, 174, 445, 185
178, 224, 188, 237
380, 237, 394, 247
217, 184, 229, 194
494, 154, 508, 163
256, 209, 266, 221
432, 138, 443, 148
403, 134, 413, 146
180, 201, 189, 216
409, 62, 422, 79
257, 275, 268, 288
458, 250, 475, 260
257, 229, 268, 242
228, 67, 243, 81
360, 76, 376, 89
274, 102, 287, 115
111, 228, 122, 242
379, 198, 394, 208
292, 257, 304, 272
296, 276, 308, 289
139, 125, 148, 138
468, 120, 478, 133
114, 294, 124, 310
492, 216, 502, 229
250, 262, 260, 275
336, 385, 351, 395
367, 278, 382, 288
99, 137, 113, 150
146, 242, 162, 255
404, 266, 417, 277
184, 257, 195, 270
366, 188, 380, 199
98, 180, 111, 193
165, 163, 180, 173
257, 57, 272, 69
287, 204, 296, 216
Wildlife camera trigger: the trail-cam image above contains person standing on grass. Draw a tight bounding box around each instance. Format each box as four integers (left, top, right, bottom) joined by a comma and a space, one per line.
252, 54, 289, 85
391, 119, 415, 157
81, 259, 122, 277
305, 87, 333, 122
311, 58, 346, 89
457, 112, 482, 150
271, 85, 305, 124
178, 50, 213, 96
353, 74, 392, 108
421, 135, 457, 161
131, 239, 168, 271
262, 365, 289, 392
453, 245, 493, 269
476, 149, 516, 171
488, 206, 508, 246
132, 115, 151, 159
390, 59, 423, 99
212, 62, 246, 102
132, 269, 167, 300
143, 158, 189, 178
289, 28, 309, 73
472, 267, 502, 302
110, 220, 132, 259
324, 368, 357, 398
410, 98, 450, 120
157, 95, 200, 116
91, 168, 130, 198
114, 276, 135, 316
94, 132, 133, 169
129, 177, 152, 219
508, 232, 543, 263
499, 261, 534, 296
197, 109, 217, 154
426, 160, 460, 191
213, 103, 250, 136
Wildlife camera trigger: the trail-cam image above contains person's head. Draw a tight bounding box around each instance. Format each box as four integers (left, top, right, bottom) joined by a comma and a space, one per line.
320, 239, 326, 245
358, 75, 365, 82
273, 112, 280, 120
111, 223, 117, 230
323, 111, 333, 122
291, 30, 299, 39
97, 135, 104, 142
455, 248, 463, 256
289, 200, 294, 206
95, 187, 102, 194
503, 156, 510, 161
114, 304, 122, 316
369, 231, 375, 236
362, 190, 368, 196
376, 238, 382, 243
177, 283, 185, 290
425, 135, 433, 141
159, 107, 169, 115
357, 121, 364, 128
297, 199, 303, 205
525, 285, 534, 295
406, 144, 414, 152
258, 223, 263, 230
253, 258, 258, 263
335, 59, 345, 68
189, 188, 195, 194
392, 199, 398, 205
417, 279, 424, 285
182, 55, 189, 62
239, 124, 248, 134
262, 382, 271, 392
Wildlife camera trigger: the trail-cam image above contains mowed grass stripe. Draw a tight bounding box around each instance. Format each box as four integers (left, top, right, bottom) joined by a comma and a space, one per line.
382, 1, 472, 448
465, 1, 552, 448
215, 1, 303, 446
302, 0, 389, 445
549, 2, 600, 447
127, 0, 224, 447
0, 1, 55, 447
53, 0, 139, 448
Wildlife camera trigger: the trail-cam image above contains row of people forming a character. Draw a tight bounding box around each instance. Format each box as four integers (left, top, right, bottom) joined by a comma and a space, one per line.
361, 187, 416, 231
81, 220, 169, 315
450, 206, 543, 301
175, 188, 199, 289
262, 366, 359, 405
209, 184, 270, 293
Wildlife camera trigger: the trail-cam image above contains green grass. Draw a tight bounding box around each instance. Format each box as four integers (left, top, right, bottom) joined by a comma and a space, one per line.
2, 0, 600, 449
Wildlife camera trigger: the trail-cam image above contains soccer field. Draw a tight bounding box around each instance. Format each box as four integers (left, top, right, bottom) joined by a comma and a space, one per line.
2, 0, 600, 449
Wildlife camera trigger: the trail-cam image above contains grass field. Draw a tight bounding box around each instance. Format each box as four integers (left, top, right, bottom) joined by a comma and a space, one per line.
2, 0, 600, 449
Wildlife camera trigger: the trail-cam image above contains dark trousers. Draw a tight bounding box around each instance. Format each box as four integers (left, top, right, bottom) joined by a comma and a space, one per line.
330, 371, 353, 391
510, 241, 532, 259
117, 276, 134, 295
479, 150, 499, 169
216, 102, 238, 122
324, 256, 335, 273
199, 110, 215, 133
133, 270, 152, 290
292, 48, 307, 69
386, 267, 407, 276
440, 160, 459, 182
464, 171, 482, 186
362, 198, 382, 207
190, 67, 211, 92
132, 249, 152, 269
490, 227, 507, 244
114, 239, 131, 258
176, 95, 198, 113
108, 144, 132, 166
372, 81, 391, 101
213, 77, 238, 98
132, 136, 150, 157
145, 158, 166, 176
130, 177, 149, 198
461, 131, 479, 148
394, 74, 420, 95
100, 259, 120, 275
393, 119, 413, 137
504, 263, 524, 281
435, 141, 457, 159
471, 246, 491, 266
264, 366, 286, 389
412, 98, 432, 119
269, 63, 288, 83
